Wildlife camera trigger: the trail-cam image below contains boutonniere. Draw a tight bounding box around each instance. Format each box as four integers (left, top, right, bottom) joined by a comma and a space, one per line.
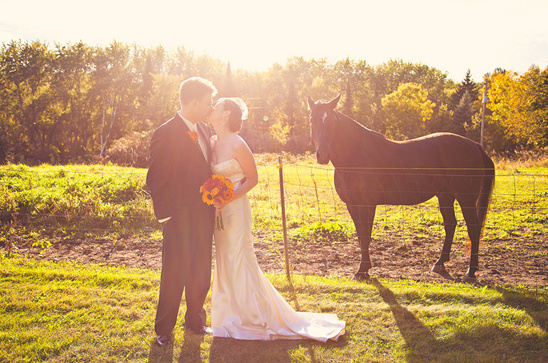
187, 131, 199, 144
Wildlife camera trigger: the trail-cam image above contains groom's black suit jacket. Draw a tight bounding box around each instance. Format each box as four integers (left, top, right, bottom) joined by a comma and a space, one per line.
146, 112, 215, 335
147, 112, 213, 219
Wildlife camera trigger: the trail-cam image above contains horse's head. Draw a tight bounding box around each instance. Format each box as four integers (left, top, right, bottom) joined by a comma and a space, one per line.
307, 94, 341, 165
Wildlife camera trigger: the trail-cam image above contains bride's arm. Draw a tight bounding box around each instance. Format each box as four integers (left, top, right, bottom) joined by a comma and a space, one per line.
232, 137, 258, 200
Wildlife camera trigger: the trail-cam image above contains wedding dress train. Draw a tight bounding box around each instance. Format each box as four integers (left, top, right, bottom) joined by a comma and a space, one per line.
211, 159, 345, 342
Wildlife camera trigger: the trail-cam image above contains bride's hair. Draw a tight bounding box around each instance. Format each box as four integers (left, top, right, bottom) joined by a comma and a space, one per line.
221, 98, 248, 133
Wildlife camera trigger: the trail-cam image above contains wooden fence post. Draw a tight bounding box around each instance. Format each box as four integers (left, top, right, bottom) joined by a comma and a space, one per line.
278, 155, 291, 281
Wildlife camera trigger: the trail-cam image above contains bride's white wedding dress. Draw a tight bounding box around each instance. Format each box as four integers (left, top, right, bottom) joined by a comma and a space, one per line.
211, 158, 345, 342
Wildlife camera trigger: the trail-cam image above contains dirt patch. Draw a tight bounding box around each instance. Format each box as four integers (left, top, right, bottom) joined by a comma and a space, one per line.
13, 231, 547, 287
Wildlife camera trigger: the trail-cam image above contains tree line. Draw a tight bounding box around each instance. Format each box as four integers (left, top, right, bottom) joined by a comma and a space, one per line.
0, 40, 546, 166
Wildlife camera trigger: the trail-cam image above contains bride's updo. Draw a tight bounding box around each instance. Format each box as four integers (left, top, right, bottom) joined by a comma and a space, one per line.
221, 97, 248, 133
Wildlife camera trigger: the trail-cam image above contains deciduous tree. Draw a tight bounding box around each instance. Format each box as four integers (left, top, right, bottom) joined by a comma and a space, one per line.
382, 83, 436, 140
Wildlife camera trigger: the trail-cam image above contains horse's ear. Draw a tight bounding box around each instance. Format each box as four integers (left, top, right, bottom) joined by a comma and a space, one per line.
307, 95, 315, 110
328, 94, 342, 109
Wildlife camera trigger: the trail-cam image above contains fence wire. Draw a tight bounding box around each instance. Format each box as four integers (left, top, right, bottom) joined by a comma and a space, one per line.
256, 164, 548, 243
1, 164, 547, 242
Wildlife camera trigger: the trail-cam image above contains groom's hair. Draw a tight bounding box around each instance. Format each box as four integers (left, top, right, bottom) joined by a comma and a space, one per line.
179, 77, 217, 106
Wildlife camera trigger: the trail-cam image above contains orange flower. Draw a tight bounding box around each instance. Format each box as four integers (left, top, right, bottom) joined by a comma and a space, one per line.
187, 131, 199, 144
223, 188, 234, 201
200, 175, 236, 230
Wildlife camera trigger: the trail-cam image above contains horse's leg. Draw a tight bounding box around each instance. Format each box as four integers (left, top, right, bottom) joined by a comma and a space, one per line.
347, 204, 376, 281
432, 195, 457, 275
459, 196, 481, 282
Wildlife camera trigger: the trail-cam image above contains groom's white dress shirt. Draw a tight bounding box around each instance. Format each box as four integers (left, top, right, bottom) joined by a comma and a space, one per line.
158, 113, 209, 224
179, 112, 209, 163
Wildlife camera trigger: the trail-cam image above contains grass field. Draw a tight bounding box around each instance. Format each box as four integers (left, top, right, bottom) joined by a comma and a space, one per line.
1, 158, 547, 361
1, 257, 546, 362
1, 157, 547, 246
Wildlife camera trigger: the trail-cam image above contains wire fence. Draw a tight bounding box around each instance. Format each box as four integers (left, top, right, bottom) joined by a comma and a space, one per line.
249, 163, 548, 243
1, 163, 547, 243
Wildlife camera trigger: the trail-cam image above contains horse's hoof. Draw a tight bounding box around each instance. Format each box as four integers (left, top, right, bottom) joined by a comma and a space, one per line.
431, 264, 447, 274
352, 272, 370, 282
462, 275, 477, 283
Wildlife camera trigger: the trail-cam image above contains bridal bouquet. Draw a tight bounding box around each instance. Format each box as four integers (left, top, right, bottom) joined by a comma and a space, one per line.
200, 175, 234, 230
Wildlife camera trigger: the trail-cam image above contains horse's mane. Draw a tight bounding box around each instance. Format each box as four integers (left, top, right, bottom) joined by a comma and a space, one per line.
334, 110, 386, 142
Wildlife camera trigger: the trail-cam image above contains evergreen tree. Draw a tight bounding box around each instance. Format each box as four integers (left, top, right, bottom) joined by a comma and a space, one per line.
221, 62, 236, 97
450, 69, 479, 111
452, 90, 473, 134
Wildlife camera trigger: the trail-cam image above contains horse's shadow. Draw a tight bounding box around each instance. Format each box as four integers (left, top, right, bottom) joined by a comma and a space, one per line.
371, 278, 548, 362
371, 278, 438, 359
495, 286, 547, 332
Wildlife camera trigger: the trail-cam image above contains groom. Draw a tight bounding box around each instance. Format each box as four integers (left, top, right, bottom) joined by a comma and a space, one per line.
147, 77, 217, 346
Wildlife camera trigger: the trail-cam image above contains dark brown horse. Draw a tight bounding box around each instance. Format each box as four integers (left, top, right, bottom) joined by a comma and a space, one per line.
307, 95, 495, 282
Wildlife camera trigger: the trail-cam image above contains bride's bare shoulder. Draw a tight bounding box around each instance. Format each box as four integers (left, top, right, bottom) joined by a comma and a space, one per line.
234, 135, 251, 151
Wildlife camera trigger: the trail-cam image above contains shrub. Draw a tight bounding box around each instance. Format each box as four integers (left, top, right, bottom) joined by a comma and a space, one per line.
105, 131, 152, 168
291, 221, 355, 244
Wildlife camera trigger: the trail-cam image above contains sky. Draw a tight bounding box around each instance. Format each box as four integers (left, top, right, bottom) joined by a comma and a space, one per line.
1, 0, 547, 82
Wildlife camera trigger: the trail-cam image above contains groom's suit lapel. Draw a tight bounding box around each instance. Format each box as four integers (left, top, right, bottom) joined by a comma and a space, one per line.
174, 113, 209, 167
196, 122, 211, 164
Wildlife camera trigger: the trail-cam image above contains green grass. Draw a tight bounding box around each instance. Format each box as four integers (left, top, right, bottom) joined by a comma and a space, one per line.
1, 256, 546, 362
1, 160, 546, 257
0, 161, 548, 239
250, 160, 548, 246
0, 164, 155, 245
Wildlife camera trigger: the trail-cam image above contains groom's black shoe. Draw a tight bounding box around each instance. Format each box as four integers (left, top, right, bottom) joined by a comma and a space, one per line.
156, 335, 171, 347
188, 325, 213, 335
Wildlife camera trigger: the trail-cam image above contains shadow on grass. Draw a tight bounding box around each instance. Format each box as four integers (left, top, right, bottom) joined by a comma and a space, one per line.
371, 278, 548, 362
147, 330, 206, 363
147, 332, 347, 362
209, 335, 347, 363
178, 330, 205, 363
496, 286, 547, 332
371, 278, 438, 360
147, 336, 175, 363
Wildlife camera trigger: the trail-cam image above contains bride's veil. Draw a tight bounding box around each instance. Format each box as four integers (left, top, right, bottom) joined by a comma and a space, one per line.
228, 97, 248, 121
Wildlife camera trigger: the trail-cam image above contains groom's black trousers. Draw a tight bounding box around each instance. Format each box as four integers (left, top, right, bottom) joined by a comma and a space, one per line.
155, 203, 214, 336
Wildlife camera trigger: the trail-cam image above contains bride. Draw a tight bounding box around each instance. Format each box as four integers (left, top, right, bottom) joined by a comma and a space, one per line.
207, 97, 345, 342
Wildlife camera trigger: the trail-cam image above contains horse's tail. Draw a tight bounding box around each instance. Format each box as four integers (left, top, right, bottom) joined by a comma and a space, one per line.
476, 146, 495, 237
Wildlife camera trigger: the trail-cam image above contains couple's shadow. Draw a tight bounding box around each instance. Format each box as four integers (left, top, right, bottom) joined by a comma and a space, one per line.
148, 330, 347, 363
147, 330, 204, 363
208, 335, 347, 363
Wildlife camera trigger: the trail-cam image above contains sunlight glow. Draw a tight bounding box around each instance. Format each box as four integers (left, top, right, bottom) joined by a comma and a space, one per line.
1, 0, 547, 81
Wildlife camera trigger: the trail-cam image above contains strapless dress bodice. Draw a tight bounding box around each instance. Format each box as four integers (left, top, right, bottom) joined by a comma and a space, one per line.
212, 158, 245, 185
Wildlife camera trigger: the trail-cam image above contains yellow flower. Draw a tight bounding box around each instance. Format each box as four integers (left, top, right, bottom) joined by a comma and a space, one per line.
202, 191, 214, 205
